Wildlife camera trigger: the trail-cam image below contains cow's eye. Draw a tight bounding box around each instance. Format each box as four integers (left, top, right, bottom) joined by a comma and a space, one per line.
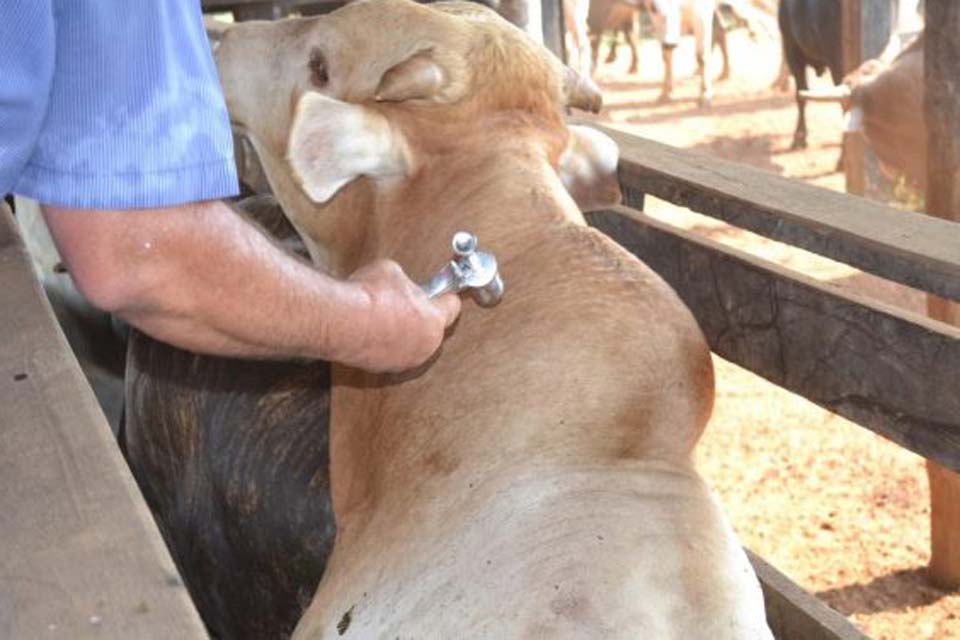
309, 48, 329, 88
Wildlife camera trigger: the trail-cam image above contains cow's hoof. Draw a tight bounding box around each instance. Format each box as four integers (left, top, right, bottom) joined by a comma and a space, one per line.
656, 92, 671, 104
790, 139, 808, 151
628, 65, 638, 74
698, 96, 712, 109
718, 71, 731, 82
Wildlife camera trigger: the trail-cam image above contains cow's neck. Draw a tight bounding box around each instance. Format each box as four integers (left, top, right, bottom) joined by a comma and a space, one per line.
373, 127, 580, 274
328, 134, 621, 526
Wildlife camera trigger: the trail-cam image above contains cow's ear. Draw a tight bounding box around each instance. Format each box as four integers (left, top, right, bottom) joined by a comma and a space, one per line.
375, 50, 448, 102
558, 125, 622, 211
287, 91, 411, 203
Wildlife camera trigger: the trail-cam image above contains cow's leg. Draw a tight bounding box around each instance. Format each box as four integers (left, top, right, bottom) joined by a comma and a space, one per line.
576, 0, 593, 77
652, 0, 680, 102
590, 32, 602, 72
782, 40, 808, 149
714, 11, 730, 81
569, 4, 592, 77
772, 57, 791, 92
658, 43, 675, 102
624, 22, 640, 74
694, 1, 715, 107
604, 30, 619, 63
791, 89, 808, 149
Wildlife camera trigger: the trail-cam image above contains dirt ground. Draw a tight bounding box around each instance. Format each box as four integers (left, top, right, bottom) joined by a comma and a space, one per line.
581, 27, 960, 640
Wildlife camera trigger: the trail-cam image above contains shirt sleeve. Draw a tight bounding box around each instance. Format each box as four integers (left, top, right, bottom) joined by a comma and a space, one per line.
0, 1, 56, 196
12, 0, 240, 209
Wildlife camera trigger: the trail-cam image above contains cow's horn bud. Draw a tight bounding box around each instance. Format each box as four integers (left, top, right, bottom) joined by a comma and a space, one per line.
563, 67, 603, 113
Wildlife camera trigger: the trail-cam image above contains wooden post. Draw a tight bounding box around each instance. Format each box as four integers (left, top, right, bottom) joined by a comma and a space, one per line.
924, 0, 960, 591
842, 0, 895, 197
498, 0, 544, 43
233, 1, 289, 20
842, 0, 864, 195
0, 206, 208, 637
541, 0, 567, 61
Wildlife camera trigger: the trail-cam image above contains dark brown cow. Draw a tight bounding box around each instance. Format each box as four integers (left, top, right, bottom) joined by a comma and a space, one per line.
124, 195, 335, 639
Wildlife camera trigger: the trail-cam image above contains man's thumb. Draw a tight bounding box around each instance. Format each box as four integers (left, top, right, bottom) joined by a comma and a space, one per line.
434, 293, 462, 328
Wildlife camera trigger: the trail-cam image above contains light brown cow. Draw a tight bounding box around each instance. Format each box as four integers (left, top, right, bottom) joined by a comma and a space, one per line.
801, 34, 924, 188
212, 1, 773, 636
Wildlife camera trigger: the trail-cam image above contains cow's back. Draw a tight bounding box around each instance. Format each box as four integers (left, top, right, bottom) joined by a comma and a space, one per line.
778, 0, 843, 82
298, 222, 760, 639
780, 0, 897, 84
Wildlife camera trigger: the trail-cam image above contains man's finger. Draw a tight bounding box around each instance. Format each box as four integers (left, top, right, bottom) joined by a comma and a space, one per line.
433, 293, 462, 328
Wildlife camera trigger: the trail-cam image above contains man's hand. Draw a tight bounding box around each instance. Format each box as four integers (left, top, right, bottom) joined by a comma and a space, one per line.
341, 259, 461, 373
43, 201, 461, 372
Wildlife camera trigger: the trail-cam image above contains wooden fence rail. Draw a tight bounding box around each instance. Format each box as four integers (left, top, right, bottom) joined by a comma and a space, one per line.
586, 127, 960, 478
748, 551, 869, 640
0, 206, 206, 639
598, 126, 960, 304
588, 206, 960, 473
584, 126, 960, 640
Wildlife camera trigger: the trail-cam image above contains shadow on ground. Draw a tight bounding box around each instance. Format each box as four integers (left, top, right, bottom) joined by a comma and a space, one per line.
686, 134, 784, 174
817, 567, 954, 615
605, 92, 794, 126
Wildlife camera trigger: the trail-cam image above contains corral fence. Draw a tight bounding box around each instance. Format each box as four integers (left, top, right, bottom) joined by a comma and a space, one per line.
2, 1, 957, 638
587, 127, 960, 639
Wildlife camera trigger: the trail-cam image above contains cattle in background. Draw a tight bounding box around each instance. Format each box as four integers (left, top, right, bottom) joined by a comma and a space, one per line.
584, 0, 645, 75
564, 0, 592, 76
801, 33, 925, 188
587, 0, 729, 106
778, 0, 897, 149
730, 0, 792, 90
130, 0, 774, 637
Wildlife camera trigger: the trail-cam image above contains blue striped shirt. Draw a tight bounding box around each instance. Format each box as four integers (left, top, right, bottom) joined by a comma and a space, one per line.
0, 0, 239, 209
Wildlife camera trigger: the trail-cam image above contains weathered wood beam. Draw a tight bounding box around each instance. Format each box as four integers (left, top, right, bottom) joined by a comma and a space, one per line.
747, 551, 869, 640
587, 206, 960, 474
925, 6, 960, 221
841, 0, 862, 79
593, 125, 960, 303
0, 206, 206, 638
202, 0, 346, 20
541, 0, 567, 61
498, 0, 544, 43
842, 0, 896, 198
203, 15, 231, 43
234, 2, 289, 21
201, 0, 282, 9
924, 0, 960, 591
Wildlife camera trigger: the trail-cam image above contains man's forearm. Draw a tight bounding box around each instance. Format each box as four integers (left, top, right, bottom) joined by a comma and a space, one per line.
44, 200, 370, 361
